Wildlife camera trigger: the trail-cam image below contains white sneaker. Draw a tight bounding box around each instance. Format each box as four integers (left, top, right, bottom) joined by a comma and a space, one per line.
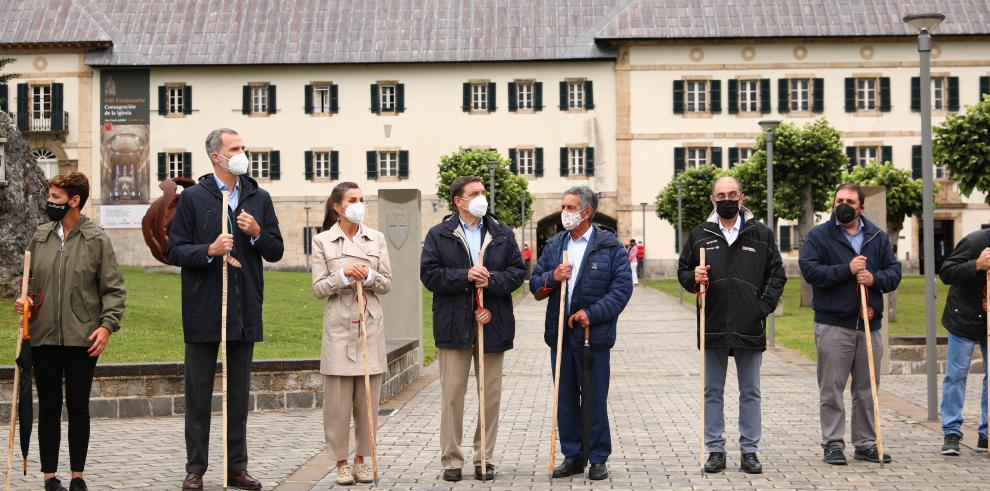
353, 463, 374, 483
336, 465, 355, 486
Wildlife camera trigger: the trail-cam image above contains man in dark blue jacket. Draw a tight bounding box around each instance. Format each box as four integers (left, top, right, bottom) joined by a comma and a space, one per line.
168, 128, 283, 490
420, 176, 525, 482
799, 183, 900, 466
531, 186, 633, 481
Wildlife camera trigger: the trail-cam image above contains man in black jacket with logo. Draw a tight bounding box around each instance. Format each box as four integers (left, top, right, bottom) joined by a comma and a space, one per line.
937, 228, 989, 455
420, 176, 525, 482
799, 183, 900, 466
678, 176, 786, 475
168, 128, 284, 490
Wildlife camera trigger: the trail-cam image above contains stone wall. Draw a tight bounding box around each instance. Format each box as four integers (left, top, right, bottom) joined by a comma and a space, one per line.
0, 339, 419, 420
889, 336, 984, 376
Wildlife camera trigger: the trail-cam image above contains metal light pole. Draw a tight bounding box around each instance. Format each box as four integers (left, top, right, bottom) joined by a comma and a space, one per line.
904, 12, 945, 421
760, 120, 781, 348
676, 182, 683, 304
487, 161, 497, 214
520, 195, 526, 247
304, 206, 312, 255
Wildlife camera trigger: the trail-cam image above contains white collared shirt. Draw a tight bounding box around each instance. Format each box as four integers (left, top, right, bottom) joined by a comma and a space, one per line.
566, 226, 594, 306
719, 215, 741, 246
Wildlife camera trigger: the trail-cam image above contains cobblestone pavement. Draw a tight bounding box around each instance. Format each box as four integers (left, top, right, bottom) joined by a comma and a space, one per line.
4, 287, 989, 490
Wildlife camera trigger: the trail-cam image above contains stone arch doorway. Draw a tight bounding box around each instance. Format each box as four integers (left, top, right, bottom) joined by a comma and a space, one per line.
535, 211, 618, 257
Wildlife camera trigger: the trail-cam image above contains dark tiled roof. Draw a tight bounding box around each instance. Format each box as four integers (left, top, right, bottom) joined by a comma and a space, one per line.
596, 0, 990, 40
0, 0, 112, 46
1, 1, 988, 66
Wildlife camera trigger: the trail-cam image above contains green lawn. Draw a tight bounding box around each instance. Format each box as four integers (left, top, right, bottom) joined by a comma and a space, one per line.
644, 276, 949, 360
0, 266, 438, 364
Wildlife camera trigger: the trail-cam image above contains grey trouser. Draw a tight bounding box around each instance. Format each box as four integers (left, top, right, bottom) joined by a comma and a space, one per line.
814, 322, 883, 451
705, 348, 762, 454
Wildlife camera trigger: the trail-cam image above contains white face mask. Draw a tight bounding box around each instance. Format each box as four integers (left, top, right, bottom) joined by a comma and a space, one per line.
467, 195, 488, 218
343, 201, 366, 224
219, 152, 249, 176
561, 209, 585, 231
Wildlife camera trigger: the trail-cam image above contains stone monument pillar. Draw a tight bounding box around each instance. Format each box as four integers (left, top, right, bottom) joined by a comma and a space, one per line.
861, 186, 890, 374
378, 189, 424, 367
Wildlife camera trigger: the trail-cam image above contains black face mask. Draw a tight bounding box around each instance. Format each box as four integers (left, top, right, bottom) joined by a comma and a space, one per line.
715, 199, 740, 220
834, 203, 858, 225
45, 201, 70, 223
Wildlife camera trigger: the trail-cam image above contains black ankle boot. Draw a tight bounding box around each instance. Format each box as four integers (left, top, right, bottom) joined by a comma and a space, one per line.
69, 477, 88, 491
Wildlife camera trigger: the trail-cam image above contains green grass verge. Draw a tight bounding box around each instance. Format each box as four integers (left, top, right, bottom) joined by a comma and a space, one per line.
644, 276, 949, 361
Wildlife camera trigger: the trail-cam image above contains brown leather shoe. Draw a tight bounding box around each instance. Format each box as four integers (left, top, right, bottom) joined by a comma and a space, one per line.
228, 470, 262, 490
181, 473, 203, 490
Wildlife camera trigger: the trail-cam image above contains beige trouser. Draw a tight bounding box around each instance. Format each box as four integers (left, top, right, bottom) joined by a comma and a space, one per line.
323, 373, 383, 462
439, 344, 505, 469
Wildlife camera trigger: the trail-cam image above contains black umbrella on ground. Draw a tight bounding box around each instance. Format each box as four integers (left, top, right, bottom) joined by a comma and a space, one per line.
15, 339, 32, 475
581, 324, 594, 483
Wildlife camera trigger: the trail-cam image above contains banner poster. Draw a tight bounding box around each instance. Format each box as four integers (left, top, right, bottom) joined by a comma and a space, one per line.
99, 69, 150, 211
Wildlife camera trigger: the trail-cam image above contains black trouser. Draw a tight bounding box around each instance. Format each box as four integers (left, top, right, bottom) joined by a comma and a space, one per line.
184, 341, 254, 475
32, 345, 98, 473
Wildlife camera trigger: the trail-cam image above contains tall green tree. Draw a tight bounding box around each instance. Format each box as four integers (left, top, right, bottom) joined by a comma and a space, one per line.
654, 164, 726, 253
934, 94, 990, 204
436, 148, 533, 228
733, 119, 846, 305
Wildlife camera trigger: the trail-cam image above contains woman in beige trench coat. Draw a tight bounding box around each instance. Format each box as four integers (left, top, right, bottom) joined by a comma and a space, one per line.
311, 182, 392, 485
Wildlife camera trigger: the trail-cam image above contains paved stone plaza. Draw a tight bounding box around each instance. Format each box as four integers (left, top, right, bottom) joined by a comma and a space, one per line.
2, 287, 988, 489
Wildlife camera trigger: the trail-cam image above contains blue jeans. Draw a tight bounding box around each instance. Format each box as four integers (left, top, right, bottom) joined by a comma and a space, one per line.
940, 332, 988, 439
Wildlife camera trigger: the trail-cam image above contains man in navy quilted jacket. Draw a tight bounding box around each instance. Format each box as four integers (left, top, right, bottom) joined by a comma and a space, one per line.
530, 186, 633, 481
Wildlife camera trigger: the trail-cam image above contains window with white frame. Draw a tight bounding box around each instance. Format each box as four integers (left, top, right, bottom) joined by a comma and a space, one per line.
686, 80, 708, 112
568, 148, 585, 175
378, 151, 398, 177
856, 78, 877, 111
934, 162, 947, 180
31, 84, 52, 122
313, 85, 331, 113
789, 78, 810, 111
31, 148, 59, 179
737, 147, 754, 165
932, 77, 945, 111
738, 79, 759, 112
857, 146, 879, 167
379, 84, 396, 112
251, 85, 268, 113
250, 151, 270, 179
471, 83, 488, 111
686, 147, 708, 168
167, 86, 184, 114
567, 81, 585, 109
314, 151, 331, 178
516, 82, 534, 110
517, 148, 534, 175
167, 153, 184, 178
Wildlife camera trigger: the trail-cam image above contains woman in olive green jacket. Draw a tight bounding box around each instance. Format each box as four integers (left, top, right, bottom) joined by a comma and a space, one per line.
15, 171, 125, 491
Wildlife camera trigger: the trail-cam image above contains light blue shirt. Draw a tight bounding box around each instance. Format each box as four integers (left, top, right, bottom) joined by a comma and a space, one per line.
207, 174, 256, 263
839, 219, 866, 254
566, 226, 594, 307
460, 217, 484, 265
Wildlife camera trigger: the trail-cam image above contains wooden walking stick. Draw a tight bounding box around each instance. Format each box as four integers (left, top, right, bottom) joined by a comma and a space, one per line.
5, 251, 30, 491
356, 281, 379, 485
548, 251, 569, 481
221, 191, 230, 490
474, 251, 491, 482
858, 284, 884, 468
697, 247, 707, 475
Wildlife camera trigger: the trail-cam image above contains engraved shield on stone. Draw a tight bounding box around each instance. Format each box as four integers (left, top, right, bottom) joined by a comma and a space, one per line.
386, 211, 410, 249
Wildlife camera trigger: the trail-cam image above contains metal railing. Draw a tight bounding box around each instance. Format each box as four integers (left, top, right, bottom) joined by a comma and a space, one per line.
9, 111, 69, 133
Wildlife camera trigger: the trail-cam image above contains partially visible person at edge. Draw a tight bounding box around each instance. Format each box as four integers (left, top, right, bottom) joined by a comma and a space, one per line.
677, 176, 786, 475
420, 176, 526, 482
523, 243, 533, 280
936, 227, 989, 456
798, 183, 901, 466
168, 128, 284, 490
628, 239, 640, 286
15, 171, 126, 491
530, 186, 633, 481
311, 182, 393, 485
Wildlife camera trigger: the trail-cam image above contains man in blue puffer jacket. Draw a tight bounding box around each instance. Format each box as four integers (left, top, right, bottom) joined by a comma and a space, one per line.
799, 183, 901, 466
531, 186, 633, 481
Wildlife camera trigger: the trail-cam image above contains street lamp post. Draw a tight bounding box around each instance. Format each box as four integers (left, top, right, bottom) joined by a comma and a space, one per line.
304, 206, 312, 255
487, 161, 497, 214
676, 182, 683, 304
760, 120, 781, 348
904, 12, 945, 421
